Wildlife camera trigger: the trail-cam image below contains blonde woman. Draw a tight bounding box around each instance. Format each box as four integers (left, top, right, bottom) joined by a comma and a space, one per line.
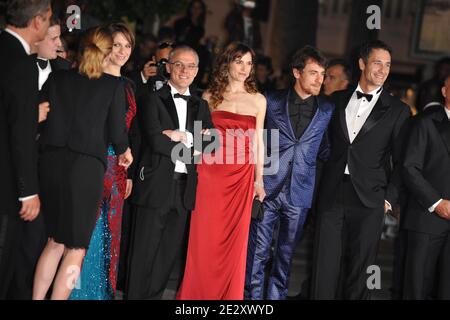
32, 26, 132, 300
70, 23, 137, 300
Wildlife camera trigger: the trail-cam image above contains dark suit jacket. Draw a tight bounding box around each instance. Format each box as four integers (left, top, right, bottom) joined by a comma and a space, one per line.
39, 70, 129, 168
318, 86, 411, 210
49, 56, 71, 71
131, 85, 214, 210
402, 106, 450, 235
225, 9, 262, 50
0, 31, 40, 215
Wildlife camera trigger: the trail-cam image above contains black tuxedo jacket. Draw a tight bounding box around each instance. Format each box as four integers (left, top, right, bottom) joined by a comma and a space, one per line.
0, 31, 40, 215
402, 106, 450, 235
131, 85, 214, 210
318, 86, 411, 210
49, 56, 71, 71
39, 70, 129, 168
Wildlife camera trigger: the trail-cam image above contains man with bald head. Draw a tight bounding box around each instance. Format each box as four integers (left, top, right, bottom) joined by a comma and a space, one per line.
126, 45, 214, 300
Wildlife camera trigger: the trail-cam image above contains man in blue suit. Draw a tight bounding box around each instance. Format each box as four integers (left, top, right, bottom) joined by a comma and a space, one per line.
245, 46, 334, 300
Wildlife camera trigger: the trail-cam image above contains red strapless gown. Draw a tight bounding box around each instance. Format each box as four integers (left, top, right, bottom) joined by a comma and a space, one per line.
177, 111, 256, 300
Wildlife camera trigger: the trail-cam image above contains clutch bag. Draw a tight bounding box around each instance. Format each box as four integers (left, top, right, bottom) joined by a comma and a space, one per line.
251, 198, 264, 221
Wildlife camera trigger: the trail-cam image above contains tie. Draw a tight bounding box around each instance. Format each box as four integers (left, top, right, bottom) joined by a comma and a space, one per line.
174, 93, 190, 101
37, 58, 49, 70
356, 90, 373, 102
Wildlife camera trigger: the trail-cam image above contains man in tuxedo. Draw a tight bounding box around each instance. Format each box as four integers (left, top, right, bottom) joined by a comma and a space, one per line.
402, 73, 450, 299
245, 46, 334, 300
0, 0, 52, 299
311, 40, 411, 300
9, 15, 70, 300
35, 17, 70, 90
126, 45, 214, 300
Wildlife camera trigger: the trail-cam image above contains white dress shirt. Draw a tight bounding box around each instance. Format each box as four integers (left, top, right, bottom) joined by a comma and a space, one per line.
428, 106, 450, 213
37, 58, 52, 90
344, 84, 392, 210
345, 84, 383, 174
141, 71, 147, 84
445, 106, 450, 120
168, 82, 193, 174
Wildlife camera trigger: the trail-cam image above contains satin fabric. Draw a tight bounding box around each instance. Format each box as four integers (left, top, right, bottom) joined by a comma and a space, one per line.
177, 111, 255, 300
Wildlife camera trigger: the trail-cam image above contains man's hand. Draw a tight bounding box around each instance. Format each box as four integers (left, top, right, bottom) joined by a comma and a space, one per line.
201, 128, 211, 135
124, 179, 133, 199
162, 130, 187, 143
384, 200, 392, 215
435, 200, 450, 220
142, 56, 158, 81
118, 148, 133, 169
38, 102, 50, 123
253, 181, 266, 202
19, 196, 40, 221
390, 205, 401, 220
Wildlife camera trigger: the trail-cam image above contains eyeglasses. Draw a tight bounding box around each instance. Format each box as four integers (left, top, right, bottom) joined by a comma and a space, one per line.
169, 61, 198, 71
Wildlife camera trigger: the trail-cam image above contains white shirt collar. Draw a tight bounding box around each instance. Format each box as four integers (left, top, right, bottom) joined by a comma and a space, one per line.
4, 28, 31, 55
168, 82, 190, 97
444, 106, 450, 120
355, 83, 383, 97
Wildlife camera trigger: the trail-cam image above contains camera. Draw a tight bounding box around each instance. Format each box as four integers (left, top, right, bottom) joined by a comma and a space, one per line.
147, 58, 170, 91
149, 58, 169, 80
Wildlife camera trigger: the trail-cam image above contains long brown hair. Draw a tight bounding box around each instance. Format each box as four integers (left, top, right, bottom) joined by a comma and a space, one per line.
78, 27, 112, 79
207, 42, 258, 109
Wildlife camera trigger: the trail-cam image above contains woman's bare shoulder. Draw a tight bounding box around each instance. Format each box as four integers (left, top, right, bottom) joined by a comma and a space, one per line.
250, 92, 266, 108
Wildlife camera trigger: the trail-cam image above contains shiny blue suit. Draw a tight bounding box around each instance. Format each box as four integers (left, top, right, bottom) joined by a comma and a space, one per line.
245, 89, 334, 299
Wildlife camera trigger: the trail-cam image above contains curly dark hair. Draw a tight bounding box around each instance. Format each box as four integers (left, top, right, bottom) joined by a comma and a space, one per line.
207, 42, 258, 109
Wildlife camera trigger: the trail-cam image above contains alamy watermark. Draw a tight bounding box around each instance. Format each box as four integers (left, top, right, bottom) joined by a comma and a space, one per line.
66, 5, 81, 31
366, 5, 381, 30
367, 265, 381, 290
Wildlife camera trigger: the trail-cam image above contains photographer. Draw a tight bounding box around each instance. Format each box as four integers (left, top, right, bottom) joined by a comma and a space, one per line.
140, 42, 173, 92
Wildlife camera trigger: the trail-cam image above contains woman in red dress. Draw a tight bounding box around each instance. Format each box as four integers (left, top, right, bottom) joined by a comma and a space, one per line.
177, 42, 266, 300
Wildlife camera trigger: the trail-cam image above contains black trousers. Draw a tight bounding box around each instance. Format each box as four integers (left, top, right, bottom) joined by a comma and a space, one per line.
125, 178, 190, 300
8, 214, 46, 299
0, 213, 23, 299
311, 176, 385, 300
390, 228, 408, 300
403, 229, 450, 300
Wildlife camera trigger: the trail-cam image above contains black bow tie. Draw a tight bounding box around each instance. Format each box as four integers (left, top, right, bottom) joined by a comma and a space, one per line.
37, 58, 49, 70
356, 90, 373, 102
173, 93, 191, 101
